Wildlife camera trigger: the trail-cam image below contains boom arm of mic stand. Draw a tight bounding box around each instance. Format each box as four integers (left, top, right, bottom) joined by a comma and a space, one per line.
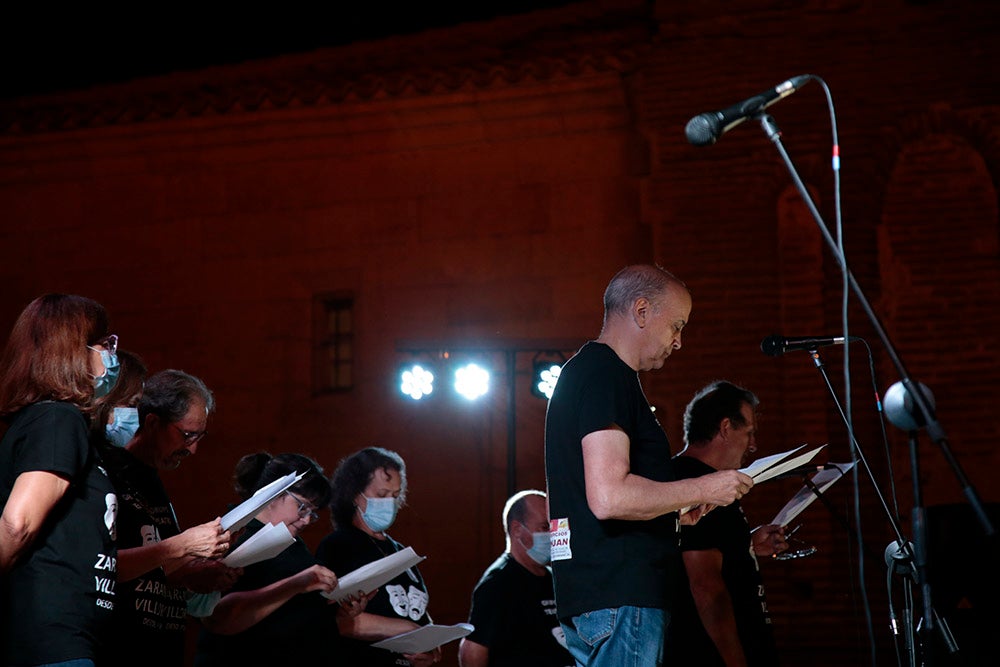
757, 113, 993, 539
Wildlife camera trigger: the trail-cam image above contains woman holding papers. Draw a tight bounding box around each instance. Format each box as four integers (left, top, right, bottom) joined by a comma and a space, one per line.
0, 295, 120, 667
317, 447, 442, 667
195, 452, 369, 666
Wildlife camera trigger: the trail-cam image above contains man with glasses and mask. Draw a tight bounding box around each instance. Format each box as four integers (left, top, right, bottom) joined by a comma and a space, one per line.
459, 490, 573, 667
100, 370, 240, 667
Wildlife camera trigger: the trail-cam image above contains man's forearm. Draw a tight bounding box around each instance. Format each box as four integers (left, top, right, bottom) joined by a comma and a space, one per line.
693, 588, 747, 667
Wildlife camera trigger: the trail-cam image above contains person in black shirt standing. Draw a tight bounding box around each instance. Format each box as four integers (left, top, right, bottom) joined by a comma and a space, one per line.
667, 381, 788, 666
317, 447, 440, 667
459, 489, 573, 667
0, 294, 120, 667
544, 265, 753, 667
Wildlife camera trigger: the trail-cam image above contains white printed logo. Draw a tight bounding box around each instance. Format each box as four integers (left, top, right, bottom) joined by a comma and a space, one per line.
386, 584, 429, 620
104, 493, 118, 541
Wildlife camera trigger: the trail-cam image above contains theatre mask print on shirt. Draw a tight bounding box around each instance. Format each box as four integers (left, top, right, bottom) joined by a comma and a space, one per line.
385, 583, 428, 620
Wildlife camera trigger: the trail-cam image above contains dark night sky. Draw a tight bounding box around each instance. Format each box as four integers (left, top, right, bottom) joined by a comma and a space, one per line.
1, 2, 578, 101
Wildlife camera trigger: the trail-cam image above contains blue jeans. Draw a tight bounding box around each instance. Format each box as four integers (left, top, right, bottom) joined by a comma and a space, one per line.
36, 661, 95, 667
561, 606, 666, 667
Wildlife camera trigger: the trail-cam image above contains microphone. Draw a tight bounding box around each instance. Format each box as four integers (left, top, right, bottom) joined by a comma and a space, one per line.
760, 334, 859, 357
685, 75, 811, 146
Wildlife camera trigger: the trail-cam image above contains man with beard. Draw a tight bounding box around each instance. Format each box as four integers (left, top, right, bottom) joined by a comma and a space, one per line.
100, 369, 238, 667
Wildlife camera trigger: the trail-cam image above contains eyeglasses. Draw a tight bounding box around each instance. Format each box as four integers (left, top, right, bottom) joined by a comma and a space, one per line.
88, 334, 118, 355
287, 491, 320, 521
170, 423, 208, 445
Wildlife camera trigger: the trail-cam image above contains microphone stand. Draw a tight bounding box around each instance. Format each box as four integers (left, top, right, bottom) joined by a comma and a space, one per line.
806, 348, 958, 663
755, 112, 991, 661
809, 347, 934, 667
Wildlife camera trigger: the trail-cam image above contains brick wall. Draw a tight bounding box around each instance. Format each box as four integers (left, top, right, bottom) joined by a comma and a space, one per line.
1, 1, 998, 664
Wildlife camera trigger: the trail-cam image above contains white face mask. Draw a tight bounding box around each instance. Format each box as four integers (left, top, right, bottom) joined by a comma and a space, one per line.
106, 406, 140, 447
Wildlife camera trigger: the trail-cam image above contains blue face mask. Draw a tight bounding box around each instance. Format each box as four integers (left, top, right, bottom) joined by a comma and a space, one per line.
106, 407, 139, 447
360, 496, 398, 533
92, 349, 120, 399
526, 530, 552, 566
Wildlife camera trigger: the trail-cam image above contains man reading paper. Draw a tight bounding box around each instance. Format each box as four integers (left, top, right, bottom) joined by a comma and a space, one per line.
666, 381, 789, 667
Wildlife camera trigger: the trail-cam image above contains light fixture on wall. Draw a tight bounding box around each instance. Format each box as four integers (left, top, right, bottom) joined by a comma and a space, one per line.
396, 339, 580, 496
399, 363, 435, 401
531, 351, 566, 400
453, 362, 490, 401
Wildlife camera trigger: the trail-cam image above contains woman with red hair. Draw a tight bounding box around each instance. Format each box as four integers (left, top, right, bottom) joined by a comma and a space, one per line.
0, 293, 121, 667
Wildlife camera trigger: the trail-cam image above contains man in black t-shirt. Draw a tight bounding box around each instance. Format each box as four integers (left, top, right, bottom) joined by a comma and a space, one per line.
544, 265, 754, 667
667, 381, 789, 666
101, 370, 237, 667
459, 490, 573, 667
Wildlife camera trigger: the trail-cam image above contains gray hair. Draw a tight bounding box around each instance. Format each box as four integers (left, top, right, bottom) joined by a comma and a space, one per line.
138, 369, 215, 424
603, 264, 685, 321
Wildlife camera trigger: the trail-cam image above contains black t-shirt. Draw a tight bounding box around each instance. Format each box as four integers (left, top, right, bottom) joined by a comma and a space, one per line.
465, 553, 573, 667
544, 342, 679, 620
0, 401, 117, 665
99, 443, 187, 667
316, 524, 431, 667
195, 519, 342, 666
666, 456, 778, 667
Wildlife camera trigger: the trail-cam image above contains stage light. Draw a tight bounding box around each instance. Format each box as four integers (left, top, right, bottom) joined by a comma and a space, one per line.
532, 361, 563, 399
400, 364, 434, 400
454, 362, 490, 401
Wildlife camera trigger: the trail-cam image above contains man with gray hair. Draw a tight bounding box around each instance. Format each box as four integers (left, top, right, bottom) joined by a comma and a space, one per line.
459, 490, 572, 667
544, 265, 754, 667
99, 369, 238, 667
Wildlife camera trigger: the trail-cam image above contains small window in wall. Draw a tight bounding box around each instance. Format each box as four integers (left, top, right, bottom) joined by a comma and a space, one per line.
313, 294, 354, 393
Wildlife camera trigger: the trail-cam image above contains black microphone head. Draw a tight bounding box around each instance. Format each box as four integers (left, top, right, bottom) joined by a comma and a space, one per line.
685, 113, 720, 147
760, 335, 784, 357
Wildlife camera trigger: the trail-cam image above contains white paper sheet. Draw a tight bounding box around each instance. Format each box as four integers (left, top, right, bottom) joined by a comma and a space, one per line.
321, 546, 426, 603
771, 462, 856, 527
221, 471, 305, 532
371, 622, 474, 654
222, 522, 295, 568
740, 444, 826, 484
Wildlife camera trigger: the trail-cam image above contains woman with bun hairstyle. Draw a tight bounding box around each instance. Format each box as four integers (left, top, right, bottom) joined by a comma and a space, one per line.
0, 294, 121, 667
195, 452, 368, 666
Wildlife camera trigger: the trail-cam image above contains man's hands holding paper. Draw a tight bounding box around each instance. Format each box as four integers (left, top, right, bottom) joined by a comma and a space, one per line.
698, 469, 754, 505
678, 470, 753, 525
180, 518, 231, 559
751, 524, 789, 558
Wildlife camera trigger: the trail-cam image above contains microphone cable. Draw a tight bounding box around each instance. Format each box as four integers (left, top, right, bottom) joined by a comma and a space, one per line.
810, 75, 877, 667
